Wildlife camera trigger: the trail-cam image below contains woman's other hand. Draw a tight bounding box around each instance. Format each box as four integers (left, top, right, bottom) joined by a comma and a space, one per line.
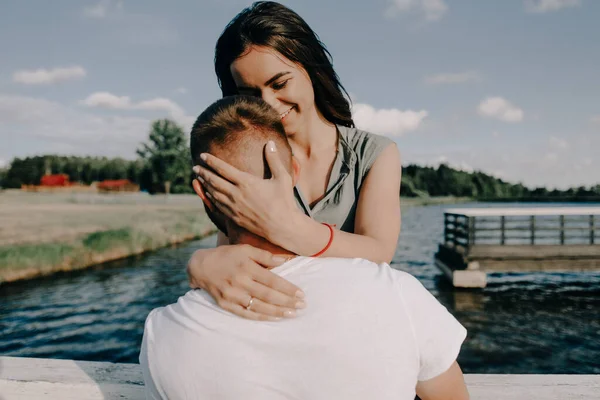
187, 244, 305, 321
192, 141, 299, 242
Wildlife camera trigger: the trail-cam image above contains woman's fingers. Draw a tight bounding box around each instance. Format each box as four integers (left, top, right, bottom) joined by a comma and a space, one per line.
251, 262, 305, 301
263, 140, 289, 180
244, 279, 305, 310
243, 296, 298, 319
217, 300, 280, 321
246, 247, 305, 298
198, 153, 248, 184
246, 246, 289, 269
195, 166, 236, 200
218, 282, 298, 320
191, 179, 214, 212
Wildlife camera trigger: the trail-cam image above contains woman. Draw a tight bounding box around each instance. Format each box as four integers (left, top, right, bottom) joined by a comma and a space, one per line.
189, 1, 401, 320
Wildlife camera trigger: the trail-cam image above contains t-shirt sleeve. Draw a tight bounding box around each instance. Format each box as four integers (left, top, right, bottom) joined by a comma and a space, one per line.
398, 273, 467, 381
356, 131, 394, 181
139, 309, 164, 400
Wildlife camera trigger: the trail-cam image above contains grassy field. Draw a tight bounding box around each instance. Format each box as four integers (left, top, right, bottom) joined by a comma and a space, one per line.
0, 190, 469, 284
0, 190, 216, 283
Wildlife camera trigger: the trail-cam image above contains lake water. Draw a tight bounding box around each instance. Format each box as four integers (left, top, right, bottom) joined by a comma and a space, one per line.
1, 202, 599, 373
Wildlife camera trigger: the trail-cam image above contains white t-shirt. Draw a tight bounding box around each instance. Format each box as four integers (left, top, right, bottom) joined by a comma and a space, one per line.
139, 257, 467, 400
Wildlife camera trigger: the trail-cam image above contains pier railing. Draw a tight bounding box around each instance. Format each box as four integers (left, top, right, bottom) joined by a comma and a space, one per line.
444, 209, 600, 249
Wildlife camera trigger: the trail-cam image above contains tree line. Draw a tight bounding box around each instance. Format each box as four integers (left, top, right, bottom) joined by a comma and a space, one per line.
401, 163, 600, 201
0, 119, 193, 194
1, 118, 599, 200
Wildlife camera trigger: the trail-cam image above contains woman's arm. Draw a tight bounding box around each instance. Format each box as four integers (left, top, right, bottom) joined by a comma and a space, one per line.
275, 143, 401, 264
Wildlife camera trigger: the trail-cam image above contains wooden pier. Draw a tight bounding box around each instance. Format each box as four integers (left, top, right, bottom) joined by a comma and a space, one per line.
1, 356, 599, 399
434, 207, 600, 288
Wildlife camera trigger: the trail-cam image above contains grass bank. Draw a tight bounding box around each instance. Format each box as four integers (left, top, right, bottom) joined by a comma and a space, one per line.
0, 191, 470, 283
0, 191, 216, 284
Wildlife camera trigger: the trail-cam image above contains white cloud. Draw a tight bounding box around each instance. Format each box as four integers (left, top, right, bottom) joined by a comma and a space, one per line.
0, 94, 151, 158
525, 0, 581, 13
83, 0, 123, 19
352, 103, 428, 136
424, 71, 481, 85
82, 92, 194, 129
82, 92, 132, 109
404, 131, 600, 189
386, 0, 448, 21
13, 66, 86, 85
478, 97, 524, 123
175, 87, 188, 94
590, 115, 600, 124
433, 155, 474, 173
548, 136, 569, 150
0, 158, 7, 168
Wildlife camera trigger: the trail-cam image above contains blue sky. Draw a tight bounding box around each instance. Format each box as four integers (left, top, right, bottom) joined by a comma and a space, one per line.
1, 0, 598, 189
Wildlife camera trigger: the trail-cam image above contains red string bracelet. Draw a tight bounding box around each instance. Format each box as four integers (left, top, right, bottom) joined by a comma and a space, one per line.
310, 223, 334, 257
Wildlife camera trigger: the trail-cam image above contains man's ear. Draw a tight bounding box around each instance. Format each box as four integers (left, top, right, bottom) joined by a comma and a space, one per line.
192, 179, 214, 212
291, 156, 301, 186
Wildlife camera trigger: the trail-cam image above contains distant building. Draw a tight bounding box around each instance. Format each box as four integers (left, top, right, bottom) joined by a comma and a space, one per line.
96, 179, 140, 193
40, 174, 70, 187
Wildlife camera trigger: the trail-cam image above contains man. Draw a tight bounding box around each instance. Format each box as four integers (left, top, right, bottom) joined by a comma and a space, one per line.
139, 95, 469, 400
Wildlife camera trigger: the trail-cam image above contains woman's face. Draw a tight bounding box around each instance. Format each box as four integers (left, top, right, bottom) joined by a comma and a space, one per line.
230, 46, 317, 136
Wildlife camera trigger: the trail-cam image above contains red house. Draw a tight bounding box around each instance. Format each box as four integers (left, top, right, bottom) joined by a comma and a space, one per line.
40, 174, 70, 187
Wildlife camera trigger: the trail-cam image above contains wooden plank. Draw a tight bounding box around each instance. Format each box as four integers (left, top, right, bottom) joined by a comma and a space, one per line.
465, 374, 600, 400
0, 356, 144, 400
471, 258, 600, 272
1, 357, 600, 400
468, 244, 600, 259
445, 207, 600, 217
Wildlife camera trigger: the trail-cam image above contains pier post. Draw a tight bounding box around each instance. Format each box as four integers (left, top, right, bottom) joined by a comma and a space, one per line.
591, 215, 595, 245
560, 215, 565, 245
530, 215, 536, 245
500, 216, 506, 245
468, 217, 475, 246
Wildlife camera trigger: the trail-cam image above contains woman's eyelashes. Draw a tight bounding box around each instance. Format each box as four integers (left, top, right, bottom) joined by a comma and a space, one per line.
272, 79, 290, 91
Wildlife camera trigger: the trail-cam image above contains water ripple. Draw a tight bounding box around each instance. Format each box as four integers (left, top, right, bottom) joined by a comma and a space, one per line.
1, 203, 599, 373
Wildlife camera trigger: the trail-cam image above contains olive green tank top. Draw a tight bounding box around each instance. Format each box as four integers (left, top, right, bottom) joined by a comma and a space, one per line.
293, 125, 394, 233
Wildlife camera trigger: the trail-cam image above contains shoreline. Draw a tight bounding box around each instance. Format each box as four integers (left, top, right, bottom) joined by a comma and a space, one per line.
401, 196, 472, 206
0, 192, 469, 285
0, 191, 218, 285
0, 227, 217, 285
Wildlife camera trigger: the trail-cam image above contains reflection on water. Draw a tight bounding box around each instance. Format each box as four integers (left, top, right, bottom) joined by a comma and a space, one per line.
1, 202, 599, 373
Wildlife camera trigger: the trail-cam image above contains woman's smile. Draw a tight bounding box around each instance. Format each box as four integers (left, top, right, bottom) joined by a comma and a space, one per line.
280, 106, 295, 120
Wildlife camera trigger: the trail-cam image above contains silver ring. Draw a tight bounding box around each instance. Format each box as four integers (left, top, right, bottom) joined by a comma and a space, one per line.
245, 297, 255, 310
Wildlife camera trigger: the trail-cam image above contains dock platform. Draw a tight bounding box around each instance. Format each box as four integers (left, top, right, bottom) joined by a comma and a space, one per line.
434, 207, 600, 287
1, 356, 599, 399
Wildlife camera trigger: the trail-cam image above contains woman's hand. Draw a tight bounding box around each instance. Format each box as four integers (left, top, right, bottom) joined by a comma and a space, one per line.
192, 141, 299, 243
187, 244, 306, 321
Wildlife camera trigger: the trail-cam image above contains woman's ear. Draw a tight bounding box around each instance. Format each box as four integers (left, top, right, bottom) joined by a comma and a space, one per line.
291, 156, 301, 186
192, 179, 215, 212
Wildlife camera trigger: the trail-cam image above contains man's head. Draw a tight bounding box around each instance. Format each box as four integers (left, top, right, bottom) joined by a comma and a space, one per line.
190, 95, 297, 243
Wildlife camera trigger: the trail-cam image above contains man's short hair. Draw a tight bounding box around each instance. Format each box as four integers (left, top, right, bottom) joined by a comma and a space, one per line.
190, 95, 293, 234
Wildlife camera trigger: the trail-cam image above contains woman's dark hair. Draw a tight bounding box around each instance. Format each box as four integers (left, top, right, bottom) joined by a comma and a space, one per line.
215, 1, 354, 128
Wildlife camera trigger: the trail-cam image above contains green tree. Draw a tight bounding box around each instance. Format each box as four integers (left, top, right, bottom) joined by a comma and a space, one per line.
136, 119, 190, 194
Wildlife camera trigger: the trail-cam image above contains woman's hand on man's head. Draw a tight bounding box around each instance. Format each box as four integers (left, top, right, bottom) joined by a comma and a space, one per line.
192, 141, 299, 241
